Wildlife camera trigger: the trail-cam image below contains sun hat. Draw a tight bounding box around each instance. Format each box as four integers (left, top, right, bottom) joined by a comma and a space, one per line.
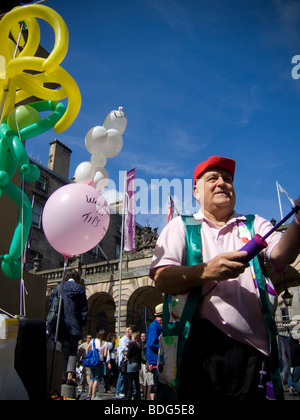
154, 303, 163, 316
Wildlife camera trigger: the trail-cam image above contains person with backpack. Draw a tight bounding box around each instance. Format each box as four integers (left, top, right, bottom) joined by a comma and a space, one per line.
47, 269, 88, 387
150, 156, 300, 401
85, 329, 108, 400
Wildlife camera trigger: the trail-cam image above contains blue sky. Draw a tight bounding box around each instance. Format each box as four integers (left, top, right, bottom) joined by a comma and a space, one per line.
21, 0, 300, 232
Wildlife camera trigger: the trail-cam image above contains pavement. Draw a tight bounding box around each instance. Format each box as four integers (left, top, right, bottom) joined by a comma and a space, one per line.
283, 385, 300, 401
75, 382, 119, 401
72, 382, 299, 401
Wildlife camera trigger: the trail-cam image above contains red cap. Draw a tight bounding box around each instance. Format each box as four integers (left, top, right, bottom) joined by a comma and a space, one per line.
193, 156, 236, 184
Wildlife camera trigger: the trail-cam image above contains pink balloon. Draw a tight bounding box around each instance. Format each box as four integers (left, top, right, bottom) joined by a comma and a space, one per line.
42, 183, 110, 258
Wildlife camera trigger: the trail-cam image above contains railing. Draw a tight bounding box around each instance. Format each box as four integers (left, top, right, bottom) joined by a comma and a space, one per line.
36, 258, 119, 284
84, 261, 119, 276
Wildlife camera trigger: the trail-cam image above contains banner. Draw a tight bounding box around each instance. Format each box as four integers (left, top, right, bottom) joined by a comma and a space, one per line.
123, 168, 136, 252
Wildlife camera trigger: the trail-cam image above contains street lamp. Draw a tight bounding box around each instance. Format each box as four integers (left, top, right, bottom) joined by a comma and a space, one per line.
282, 288, 293, 307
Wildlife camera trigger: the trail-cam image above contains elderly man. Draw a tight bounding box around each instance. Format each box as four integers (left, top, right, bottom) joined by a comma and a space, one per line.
150, 156, 300, 401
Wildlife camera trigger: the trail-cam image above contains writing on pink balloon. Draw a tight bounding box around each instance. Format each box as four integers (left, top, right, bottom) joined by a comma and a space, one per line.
82, 194, 108, 227
86, 195, 98, 204
82, 211, 101, 227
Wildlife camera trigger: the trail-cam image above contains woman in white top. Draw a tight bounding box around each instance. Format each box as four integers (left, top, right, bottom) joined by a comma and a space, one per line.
86, 329, 107, 400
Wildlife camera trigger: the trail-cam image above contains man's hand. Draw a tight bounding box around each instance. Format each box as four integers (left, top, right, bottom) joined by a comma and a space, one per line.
203, 251, 249, 282
154, 250, 249, 294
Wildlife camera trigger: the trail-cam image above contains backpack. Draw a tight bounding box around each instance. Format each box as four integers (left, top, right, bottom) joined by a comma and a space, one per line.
84, 339, 100, 367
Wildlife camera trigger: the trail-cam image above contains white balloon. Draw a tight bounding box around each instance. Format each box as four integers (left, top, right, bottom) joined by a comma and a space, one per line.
90, 153, 107, 168
85, 126, 107, 154
93, 167, 109, 191
103, 107, 127, 134
93, 167, 108, 183
101, 129, 123, 158
74, 161, 95, 184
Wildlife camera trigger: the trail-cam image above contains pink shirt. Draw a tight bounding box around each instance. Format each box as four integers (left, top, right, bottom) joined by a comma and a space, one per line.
150, 210, 283, 355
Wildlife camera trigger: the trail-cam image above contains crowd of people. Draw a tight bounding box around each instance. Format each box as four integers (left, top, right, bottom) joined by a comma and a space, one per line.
47, 270, 163, 401
74, 306, 163, 401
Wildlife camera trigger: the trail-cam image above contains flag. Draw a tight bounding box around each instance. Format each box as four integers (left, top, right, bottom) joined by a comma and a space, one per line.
276, 181, 295, 220
168, 195, 174, 222
123, 169, 136, 252
277, 182, 295, 206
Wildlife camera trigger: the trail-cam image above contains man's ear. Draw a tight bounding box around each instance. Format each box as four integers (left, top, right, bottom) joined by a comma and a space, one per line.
193, 179, 204, 207
192, 184, 199, 200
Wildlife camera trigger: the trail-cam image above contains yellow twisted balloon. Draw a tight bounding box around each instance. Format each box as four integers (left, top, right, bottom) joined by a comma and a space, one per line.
0, 4, 81, 132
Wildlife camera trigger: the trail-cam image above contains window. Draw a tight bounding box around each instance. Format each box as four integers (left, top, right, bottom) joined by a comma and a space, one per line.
32, 203, 43, 228
280, 307, 290, 323
36, 176, 47, 191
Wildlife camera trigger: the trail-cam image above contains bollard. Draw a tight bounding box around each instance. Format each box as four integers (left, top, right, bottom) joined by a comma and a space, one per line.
61, 384, 76, 400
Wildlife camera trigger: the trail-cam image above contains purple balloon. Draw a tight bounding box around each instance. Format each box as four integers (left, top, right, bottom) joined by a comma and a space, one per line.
42, 183, 110, 258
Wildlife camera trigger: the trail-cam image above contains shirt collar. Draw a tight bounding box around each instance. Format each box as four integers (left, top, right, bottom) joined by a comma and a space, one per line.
193, 209, 247, 226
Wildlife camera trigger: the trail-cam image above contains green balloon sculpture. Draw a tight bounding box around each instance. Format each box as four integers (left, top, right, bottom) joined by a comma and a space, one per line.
0, 100, 66, 279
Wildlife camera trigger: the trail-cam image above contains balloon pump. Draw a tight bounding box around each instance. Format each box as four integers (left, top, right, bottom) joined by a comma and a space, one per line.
239, 205, 300, 263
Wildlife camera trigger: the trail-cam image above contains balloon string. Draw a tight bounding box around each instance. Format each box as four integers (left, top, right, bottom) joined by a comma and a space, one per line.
13, 22, 24, 59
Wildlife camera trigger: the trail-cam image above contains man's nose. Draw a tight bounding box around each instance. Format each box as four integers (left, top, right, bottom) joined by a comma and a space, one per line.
216, 175, 226, 185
